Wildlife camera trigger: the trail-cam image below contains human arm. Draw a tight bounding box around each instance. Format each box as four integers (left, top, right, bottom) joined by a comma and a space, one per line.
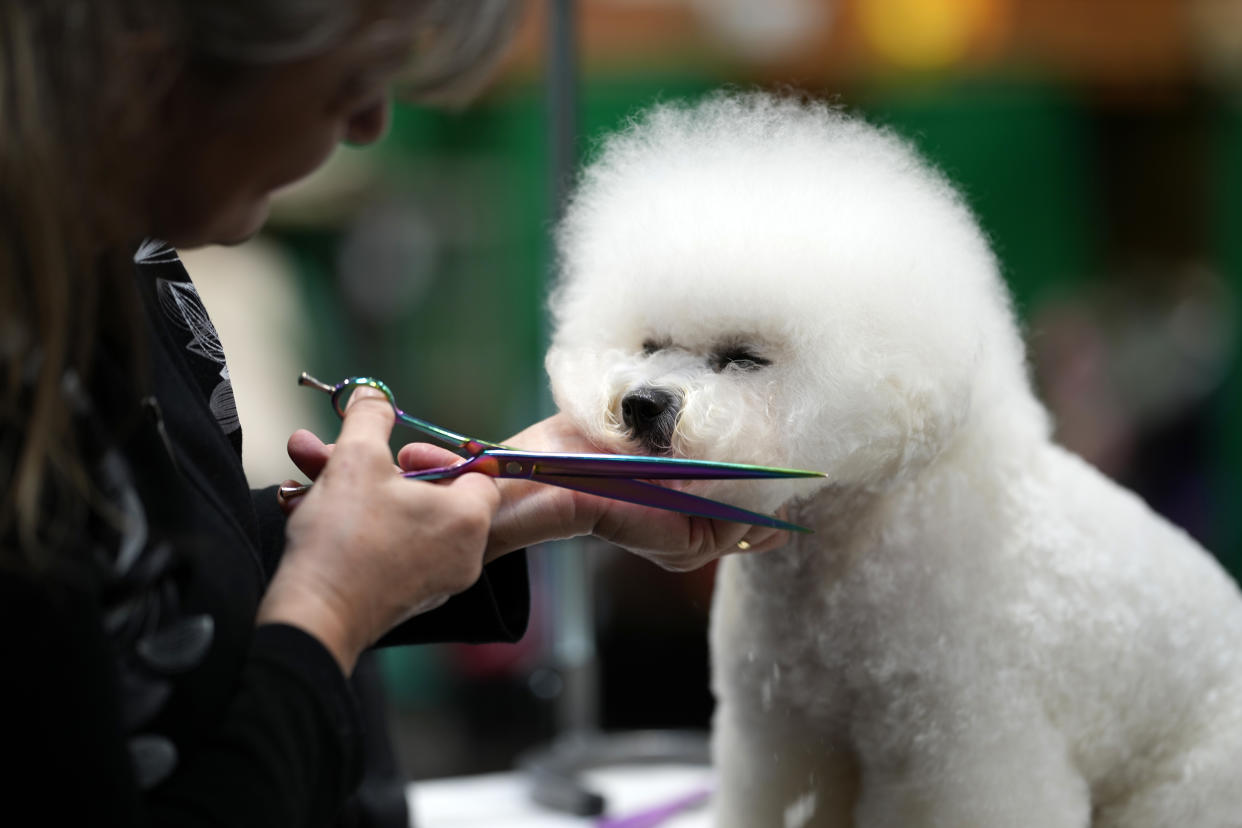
283, 412, 790, 573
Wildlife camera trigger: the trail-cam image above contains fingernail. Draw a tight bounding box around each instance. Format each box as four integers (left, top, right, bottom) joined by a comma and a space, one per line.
277, 483, 309, 505
346, 386, 384, 409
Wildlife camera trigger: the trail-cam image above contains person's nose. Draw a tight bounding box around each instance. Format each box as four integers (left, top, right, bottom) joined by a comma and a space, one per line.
344, 97, 392, 147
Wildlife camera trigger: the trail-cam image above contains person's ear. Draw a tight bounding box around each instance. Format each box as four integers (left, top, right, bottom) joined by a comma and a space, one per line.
344, 96, 393, 147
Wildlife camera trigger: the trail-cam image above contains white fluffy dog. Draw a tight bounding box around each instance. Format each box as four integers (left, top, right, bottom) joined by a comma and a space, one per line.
544, 93, 1242, 827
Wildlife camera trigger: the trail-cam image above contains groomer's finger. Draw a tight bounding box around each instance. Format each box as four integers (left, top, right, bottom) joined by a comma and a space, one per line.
397, 442, 467, 472
287, 429, 334, 479
444, 466, 503, 512
729, 529, 790, 556
335, 386, 396, 447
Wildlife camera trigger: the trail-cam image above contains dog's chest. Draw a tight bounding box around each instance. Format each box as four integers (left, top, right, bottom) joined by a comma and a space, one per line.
710, 540, 864, 728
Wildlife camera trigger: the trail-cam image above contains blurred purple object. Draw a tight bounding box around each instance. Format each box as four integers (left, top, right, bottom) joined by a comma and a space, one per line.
595, 787, 712, 828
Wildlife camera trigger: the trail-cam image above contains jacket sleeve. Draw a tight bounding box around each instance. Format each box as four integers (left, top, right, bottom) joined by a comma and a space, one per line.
3, 571, 362, 828
377, 550, 530, 647
147, 624, 362, 827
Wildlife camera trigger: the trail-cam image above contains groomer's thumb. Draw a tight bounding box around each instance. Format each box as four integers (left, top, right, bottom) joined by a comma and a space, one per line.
337, 385, 396, 443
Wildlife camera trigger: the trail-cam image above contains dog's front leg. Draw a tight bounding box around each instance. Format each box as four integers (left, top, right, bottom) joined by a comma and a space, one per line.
850, 699, 1091, 828
711, 700, 860, 828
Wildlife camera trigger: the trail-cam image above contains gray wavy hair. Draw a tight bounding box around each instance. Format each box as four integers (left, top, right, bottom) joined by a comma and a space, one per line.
184, 0, 521, 103
0, 0, 521, 567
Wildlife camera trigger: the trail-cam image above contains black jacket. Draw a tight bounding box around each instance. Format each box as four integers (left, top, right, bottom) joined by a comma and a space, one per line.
2, 242, 528, 826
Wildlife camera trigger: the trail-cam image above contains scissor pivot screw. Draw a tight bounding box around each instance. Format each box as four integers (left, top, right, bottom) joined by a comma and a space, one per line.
505, 461, 523, 475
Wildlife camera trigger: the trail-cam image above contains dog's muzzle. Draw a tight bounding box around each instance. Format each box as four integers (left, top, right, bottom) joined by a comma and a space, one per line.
620, 385, 682, 454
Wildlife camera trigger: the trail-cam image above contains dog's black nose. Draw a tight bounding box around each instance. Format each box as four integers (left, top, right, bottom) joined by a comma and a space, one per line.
621, 387, 675, 432
620, 387, 680, 452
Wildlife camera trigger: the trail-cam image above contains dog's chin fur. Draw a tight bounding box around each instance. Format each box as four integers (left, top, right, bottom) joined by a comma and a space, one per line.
545, 92, 1242, 827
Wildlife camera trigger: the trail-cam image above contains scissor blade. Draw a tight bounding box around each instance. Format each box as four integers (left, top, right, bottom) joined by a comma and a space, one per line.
397, 456, 810, 531
533, 474, 812, 533
479, 449, 824, 480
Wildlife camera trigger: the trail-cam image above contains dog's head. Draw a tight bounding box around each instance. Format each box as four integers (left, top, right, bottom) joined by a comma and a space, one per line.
546, 93, 1044, 513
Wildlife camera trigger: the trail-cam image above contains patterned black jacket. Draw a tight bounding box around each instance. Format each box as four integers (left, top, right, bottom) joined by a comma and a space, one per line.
1, 242, 528, 826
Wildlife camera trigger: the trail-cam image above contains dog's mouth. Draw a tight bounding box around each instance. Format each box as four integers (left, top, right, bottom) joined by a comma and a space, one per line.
618, 385, 682, 456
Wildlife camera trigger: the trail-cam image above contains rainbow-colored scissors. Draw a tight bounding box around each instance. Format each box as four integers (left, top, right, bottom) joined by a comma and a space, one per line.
285, 373, 823, 532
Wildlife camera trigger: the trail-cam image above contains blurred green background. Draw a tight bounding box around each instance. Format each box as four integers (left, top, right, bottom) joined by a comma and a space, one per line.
187, 0, 1242, 780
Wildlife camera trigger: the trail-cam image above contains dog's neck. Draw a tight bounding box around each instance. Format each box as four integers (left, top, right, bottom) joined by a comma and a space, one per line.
760, 412, 1046, 583
786, 483, 885, 545
733, 484, 886, 586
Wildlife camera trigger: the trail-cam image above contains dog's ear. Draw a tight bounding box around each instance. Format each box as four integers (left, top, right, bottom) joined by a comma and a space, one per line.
800, 331, 981, 490
819, 388, 963, 489
837, 311, 1044, 488
883, 361, 975, 475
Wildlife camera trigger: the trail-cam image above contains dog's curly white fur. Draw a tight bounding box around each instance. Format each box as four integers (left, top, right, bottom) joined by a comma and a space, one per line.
545, 93, 1242, 827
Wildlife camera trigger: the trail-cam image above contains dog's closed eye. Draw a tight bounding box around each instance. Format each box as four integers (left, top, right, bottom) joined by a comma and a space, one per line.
710, 345, 770, 373
642, 338, 670, 356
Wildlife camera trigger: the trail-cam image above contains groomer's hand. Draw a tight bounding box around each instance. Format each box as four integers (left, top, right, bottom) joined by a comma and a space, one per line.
258, 387, 500, 675
405, 413, 790, 573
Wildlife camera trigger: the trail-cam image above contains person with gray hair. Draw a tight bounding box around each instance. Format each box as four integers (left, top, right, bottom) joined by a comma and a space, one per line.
0, 2, 783, 826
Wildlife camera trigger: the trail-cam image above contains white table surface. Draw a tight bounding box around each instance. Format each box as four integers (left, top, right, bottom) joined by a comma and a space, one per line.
407, 764, 714, 827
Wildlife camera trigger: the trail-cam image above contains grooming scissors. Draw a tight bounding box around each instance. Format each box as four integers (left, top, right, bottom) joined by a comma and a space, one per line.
282, 373, 823, 532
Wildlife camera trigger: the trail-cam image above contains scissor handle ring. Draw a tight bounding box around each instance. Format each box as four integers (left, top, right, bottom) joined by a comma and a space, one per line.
329, 376, 397, 420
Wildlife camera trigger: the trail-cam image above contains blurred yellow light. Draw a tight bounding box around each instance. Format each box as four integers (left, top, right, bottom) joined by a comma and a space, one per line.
857, 0, 1003, 71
